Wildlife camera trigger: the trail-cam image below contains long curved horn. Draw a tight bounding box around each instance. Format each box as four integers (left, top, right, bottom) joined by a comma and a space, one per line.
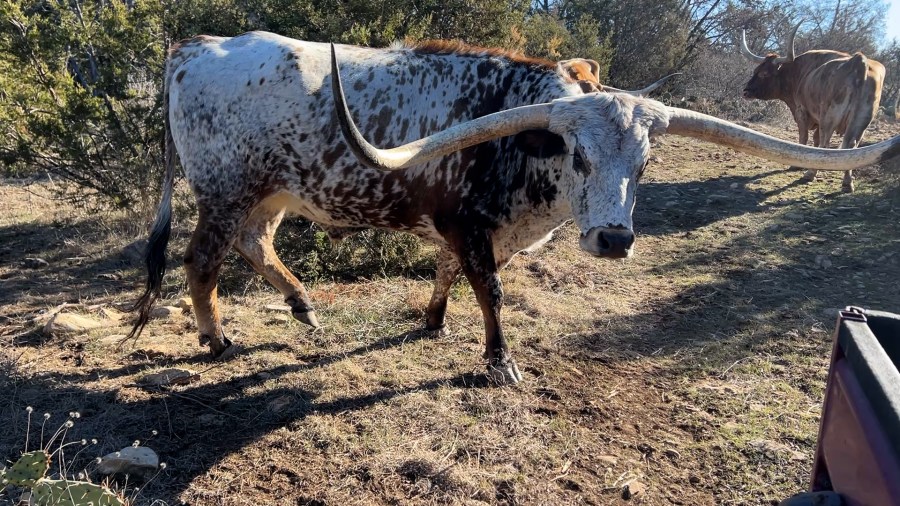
331, 44, 552, 170
740, 30, 767, 64
666, 107, 900, 171
775, 21, 802, 63
603, 73, 682, 96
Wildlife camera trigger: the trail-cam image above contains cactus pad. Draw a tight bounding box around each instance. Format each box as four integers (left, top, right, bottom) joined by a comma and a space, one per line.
31, 479, 127, 506
4, 451, 50, 487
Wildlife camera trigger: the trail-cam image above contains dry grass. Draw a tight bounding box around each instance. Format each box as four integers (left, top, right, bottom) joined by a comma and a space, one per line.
1, 119, 899, 505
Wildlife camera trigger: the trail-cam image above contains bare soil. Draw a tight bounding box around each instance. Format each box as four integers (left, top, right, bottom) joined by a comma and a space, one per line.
2, 119, 899, 505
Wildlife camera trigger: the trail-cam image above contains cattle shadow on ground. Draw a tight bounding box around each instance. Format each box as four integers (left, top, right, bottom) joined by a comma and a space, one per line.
556, 174, 900, 373
0, 217, 145, 317
0, 328, 485, 504
635, 168, 812, 236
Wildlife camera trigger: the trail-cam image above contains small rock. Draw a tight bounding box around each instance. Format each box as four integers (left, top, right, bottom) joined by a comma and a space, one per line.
268, 395, 293, 413
729, 182, 740, 189
43, 313, 103, 337
100, 307, 126, 322
149, 306, 181, 320
650, 156, 663, 164
175, 297, 193, 310
267, 314, 291, 324
814, 255, 833, 270
121, 239, 147, 265
265, 304, 292, 312
97, 446, 159, 476
597, 455, 618, 466
100, 334, 128, 345
663, 448, 680, 460
622, 480, 646, 500
784, 212, 803, 221
23, 257, 49, 269
689, 475, 701, 485
96, 273, 121, 281
139, 368, 198, 387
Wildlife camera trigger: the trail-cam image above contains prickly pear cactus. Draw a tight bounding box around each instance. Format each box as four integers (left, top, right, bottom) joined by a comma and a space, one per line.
3, 450, 50, 487
31, 479, 127, 506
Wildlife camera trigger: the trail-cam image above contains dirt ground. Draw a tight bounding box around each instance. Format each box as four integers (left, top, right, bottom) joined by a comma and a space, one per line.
1, 118, 899, 506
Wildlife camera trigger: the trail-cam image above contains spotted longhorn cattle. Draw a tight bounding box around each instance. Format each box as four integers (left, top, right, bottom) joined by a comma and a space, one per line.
131, 31, 900, 384
741, 24, 886, 192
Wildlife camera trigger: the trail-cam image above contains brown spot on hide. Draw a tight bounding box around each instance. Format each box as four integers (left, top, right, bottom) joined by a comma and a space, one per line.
413, 40, 556, 69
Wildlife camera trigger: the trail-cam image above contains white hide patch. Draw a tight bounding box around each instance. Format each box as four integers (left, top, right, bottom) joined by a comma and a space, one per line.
548, 93, 669, 234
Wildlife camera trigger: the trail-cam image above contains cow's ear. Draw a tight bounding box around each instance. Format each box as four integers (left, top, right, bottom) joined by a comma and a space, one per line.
577, 79, 601, 93
514, 130, 567, 158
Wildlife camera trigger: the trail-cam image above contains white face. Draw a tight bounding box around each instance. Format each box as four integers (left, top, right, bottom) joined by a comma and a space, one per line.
550, 94, 659, 258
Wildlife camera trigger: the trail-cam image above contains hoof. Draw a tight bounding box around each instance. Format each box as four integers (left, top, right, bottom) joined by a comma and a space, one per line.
842, 183, 854, 193
800, 169, 817, 182
293, 309, 320, 328
486, 358, 523, 385
424, 324, 450, 338
208, 335, 238, 360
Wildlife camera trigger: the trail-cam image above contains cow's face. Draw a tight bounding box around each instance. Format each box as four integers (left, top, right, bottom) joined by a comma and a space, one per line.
547, 94, 665, 259
743, 55, 782, 100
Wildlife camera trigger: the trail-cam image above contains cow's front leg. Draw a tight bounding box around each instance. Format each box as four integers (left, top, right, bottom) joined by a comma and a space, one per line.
456, 232, 522, 385
424, 247, 461, 336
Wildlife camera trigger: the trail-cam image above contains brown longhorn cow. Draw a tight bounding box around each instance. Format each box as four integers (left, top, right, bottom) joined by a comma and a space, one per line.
741, 24, 885, 192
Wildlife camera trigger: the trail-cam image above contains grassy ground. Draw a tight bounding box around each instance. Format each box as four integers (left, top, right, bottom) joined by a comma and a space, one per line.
1, 119, 899, 505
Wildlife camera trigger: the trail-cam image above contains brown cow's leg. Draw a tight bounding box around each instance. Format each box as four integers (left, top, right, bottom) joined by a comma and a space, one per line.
839, 134, 861, 193
424, 247, 461, 336
798, 127, 818, 182
454, 230, 522, 385
184, 210, 241, 358
233, 202, 319, 327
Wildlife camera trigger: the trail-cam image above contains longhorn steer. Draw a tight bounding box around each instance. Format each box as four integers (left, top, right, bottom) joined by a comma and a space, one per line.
131, 31, 900, 384
740, 24, 886, 192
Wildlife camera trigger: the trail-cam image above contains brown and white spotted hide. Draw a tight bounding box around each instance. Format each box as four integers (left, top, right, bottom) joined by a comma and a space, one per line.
134, 32, 656, 384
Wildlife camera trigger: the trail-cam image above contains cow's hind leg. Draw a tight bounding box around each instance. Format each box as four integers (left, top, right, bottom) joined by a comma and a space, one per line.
454, 230, 521, 385
839, 134, 863, 193
799, 128, 818, 182
424, 247, 461, 336
184, 209, 242, 358
233, 200, 319, 327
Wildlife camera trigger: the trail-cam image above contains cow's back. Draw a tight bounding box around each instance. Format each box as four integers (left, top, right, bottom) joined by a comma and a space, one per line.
795, 51, 885, 137
164, 31, 580, 233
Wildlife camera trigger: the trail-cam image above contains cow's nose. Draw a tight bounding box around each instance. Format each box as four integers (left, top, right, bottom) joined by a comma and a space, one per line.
579, 227, 635, 259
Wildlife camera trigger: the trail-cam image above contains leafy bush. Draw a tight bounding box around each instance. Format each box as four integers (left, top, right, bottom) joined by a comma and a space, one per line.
272, 221, 432, 281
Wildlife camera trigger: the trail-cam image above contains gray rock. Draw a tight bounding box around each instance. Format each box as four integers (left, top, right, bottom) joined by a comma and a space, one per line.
97, 446, 159, 476
121, 239, 147, 265
43, 313, 103, 336
149, 306, 181, 319
140, 368, 198, 387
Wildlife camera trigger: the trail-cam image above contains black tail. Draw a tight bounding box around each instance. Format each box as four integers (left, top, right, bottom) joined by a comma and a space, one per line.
127, 58, 178, 343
